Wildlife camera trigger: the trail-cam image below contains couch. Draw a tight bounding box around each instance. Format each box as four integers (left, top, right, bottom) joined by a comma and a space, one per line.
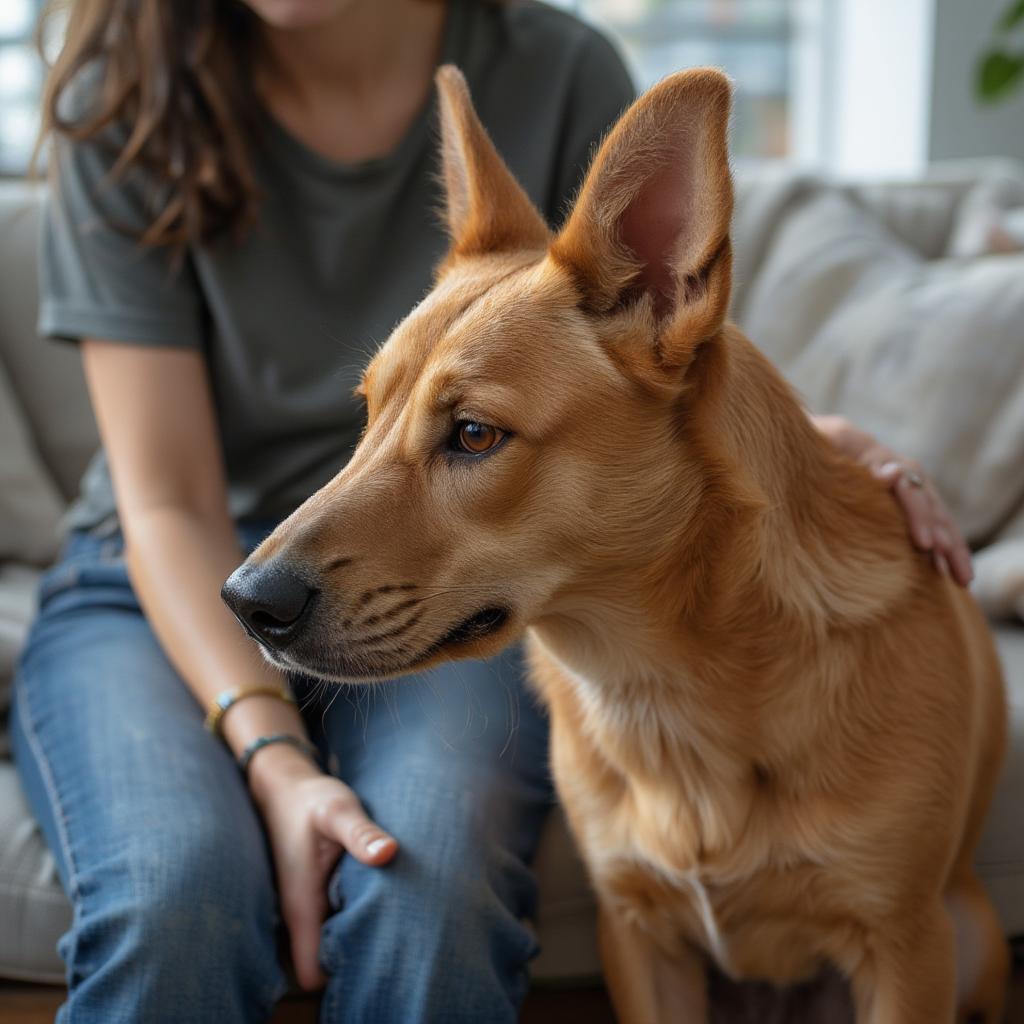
2, 162, 1023, 995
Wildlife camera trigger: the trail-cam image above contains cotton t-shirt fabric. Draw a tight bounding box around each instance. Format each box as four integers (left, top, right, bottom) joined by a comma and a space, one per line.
40, 0, 636, 532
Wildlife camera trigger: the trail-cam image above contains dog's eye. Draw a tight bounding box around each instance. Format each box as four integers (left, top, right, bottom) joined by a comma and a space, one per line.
453, 421, 506, 455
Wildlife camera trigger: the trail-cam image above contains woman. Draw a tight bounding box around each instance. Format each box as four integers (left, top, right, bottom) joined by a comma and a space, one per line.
12, 1, 972, 1021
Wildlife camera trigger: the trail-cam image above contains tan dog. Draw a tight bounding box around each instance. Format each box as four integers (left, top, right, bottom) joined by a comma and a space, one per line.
223, 67, 1009, 1022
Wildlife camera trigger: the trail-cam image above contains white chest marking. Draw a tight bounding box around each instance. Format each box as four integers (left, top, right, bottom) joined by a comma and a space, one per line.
682, 870, 731, 971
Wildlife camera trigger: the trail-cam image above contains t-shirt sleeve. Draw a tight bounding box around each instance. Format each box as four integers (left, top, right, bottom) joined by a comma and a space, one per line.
550, 28, 637, 224
39, 125, 205, 348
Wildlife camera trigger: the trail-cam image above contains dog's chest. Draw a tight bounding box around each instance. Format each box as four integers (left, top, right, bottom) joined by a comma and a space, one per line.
536, 644, 836, 982
592, 831, 827, 983
564, 752, 790, 972
551, 689, 826, 982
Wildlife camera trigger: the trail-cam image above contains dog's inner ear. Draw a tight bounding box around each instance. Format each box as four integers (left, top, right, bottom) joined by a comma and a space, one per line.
435, 65, 550, 260
551, 69, 734, 367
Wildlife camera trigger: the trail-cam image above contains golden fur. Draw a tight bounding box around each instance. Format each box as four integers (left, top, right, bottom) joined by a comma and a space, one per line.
243, 66, 1009, 1022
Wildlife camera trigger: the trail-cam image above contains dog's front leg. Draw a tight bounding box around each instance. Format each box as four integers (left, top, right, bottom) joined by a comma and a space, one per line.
945, 868, 1009, 1023
599, 905, 707, 1023
849, 904, 957, 1024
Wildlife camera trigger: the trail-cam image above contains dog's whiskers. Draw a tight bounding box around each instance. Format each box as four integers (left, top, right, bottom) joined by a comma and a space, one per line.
349, 612, 422, 649
413, 589, 497, 598
357, 596, 422, 629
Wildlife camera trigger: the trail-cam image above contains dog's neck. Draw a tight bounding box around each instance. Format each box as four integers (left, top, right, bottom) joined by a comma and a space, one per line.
532, 322, 918, 774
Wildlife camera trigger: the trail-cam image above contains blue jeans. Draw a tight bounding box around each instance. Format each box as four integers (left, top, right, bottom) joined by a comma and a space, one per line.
11, 521, 555, 1023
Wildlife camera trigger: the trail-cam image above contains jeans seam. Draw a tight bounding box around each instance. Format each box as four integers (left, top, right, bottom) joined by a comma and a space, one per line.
15, 668, 87, 1018
15, 674, 84, 905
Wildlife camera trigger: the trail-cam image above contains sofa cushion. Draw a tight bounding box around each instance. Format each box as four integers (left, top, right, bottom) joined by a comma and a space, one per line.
0, 183, 98, 502
0, 759, 67, 984
850, 159, 1024, 260
0, 362, 63, 570
0, 565, 42, 756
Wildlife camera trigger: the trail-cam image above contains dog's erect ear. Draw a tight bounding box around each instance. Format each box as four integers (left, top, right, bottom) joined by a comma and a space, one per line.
435, 66, 550, 260
550, 68, 733, 367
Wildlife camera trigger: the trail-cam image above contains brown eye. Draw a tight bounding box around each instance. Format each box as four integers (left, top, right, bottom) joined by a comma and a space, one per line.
454, 421, 506, 455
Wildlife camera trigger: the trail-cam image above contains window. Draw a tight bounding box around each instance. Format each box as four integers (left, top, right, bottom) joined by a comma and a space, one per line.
0, 0, 45, 175
555, 0, 828, 164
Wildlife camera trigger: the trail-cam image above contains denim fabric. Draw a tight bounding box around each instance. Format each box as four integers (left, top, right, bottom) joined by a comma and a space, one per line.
11, 521, 554, 1023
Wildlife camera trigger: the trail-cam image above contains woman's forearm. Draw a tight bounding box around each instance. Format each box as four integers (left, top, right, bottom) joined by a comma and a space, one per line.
123, 504, 309, 758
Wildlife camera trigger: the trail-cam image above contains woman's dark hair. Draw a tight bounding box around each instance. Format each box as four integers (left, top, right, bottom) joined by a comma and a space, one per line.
38, 0, 265, 250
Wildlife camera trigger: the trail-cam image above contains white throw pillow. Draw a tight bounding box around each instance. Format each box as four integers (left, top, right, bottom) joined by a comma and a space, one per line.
740, 189, 1024, 545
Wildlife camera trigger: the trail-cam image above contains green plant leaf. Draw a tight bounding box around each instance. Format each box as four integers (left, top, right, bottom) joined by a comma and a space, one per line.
976, 50, 1024, 101
998, 0, 1024, 31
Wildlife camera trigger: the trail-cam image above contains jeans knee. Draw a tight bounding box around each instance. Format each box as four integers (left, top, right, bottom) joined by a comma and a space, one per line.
319, 835, 538, 1023
64, 822, 284, 1022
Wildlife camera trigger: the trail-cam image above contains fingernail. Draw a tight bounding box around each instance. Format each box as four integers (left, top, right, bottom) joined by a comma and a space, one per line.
366, 837, 392, 857
879, 461, 901, 477
918, 526, 932, 547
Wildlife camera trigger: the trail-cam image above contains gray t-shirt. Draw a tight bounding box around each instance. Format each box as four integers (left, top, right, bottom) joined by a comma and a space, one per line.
40, 0, 636, 531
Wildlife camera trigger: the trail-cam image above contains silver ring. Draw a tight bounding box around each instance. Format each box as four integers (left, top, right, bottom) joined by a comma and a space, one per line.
905, 470, 925, 488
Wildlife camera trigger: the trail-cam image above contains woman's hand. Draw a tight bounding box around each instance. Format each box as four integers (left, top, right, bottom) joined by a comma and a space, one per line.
813, 415, 973, 587
248, 743, 398, 990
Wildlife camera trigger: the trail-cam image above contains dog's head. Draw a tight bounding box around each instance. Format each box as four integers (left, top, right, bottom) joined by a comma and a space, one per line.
222, 65, 734, 682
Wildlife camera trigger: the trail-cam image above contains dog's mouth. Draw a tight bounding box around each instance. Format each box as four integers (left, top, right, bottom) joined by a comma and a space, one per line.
431, 605, 510, 651
262, 604, 513, 683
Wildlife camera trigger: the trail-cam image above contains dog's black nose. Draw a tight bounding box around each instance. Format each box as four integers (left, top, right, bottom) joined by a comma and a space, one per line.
221, 562, 317, 650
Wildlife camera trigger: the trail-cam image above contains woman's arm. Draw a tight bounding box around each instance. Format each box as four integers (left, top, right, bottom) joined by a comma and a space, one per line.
82, 340, 296, 754
82, 339, 396, 988
812, 414, 973, 586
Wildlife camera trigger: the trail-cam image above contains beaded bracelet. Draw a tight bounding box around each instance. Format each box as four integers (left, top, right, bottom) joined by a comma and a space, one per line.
203, 685, 296, 737
237, 733, 322, 776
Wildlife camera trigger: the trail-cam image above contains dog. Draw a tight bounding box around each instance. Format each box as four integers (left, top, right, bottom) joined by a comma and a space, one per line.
223, 66, 1009, 1022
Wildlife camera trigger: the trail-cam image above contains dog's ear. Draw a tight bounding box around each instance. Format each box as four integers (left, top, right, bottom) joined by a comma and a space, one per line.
435, 65, 550, 260
550, 68, 733, 369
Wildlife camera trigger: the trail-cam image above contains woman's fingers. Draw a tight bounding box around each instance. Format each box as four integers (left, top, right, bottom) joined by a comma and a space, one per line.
947, 534, 975, 587
893, 468, 935, 550
870, 458, 903, 485
831, 422, 976, 588
871, 457, 975, 587
932, 520, 974, 586
284, 899, 328, 990
279, 857, 329, 990
312, 791, 398, 866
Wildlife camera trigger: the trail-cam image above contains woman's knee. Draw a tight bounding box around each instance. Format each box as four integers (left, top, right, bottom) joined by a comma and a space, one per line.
319, 815, 538, 1023
63, 815, 285, 1022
